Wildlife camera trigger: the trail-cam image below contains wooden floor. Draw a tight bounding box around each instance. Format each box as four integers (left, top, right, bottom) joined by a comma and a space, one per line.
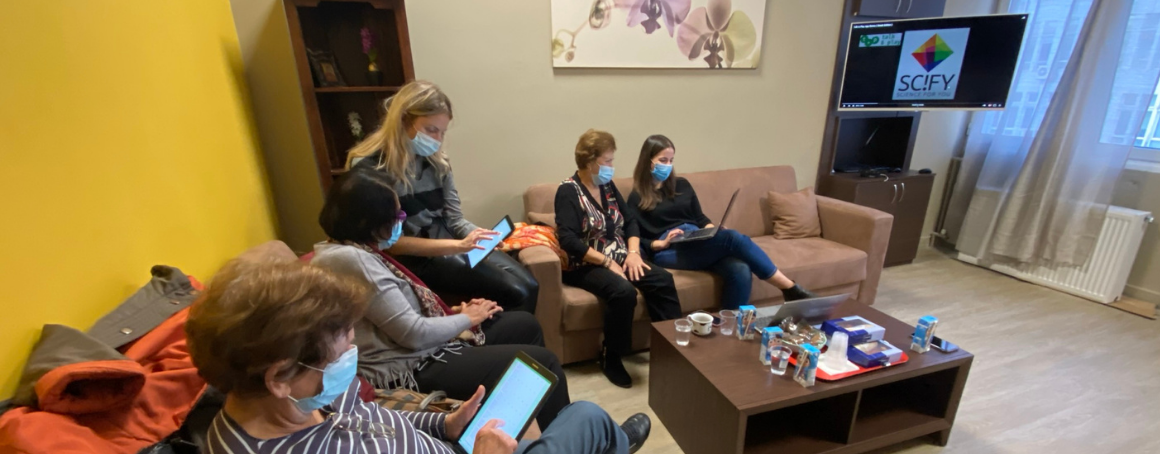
563, 247, 1160, 454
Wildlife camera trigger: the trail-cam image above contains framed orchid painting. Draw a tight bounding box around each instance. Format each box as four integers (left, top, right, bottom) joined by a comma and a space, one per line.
550, 0, 766, 69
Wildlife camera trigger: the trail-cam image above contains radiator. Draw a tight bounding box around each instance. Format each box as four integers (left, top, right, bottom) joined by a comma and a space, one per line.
958, 206, 1153, 304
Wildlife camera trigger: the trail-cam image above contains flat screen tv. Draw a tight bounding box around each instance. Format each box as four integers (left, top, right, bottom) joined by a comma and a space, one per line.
838, 14, 1028, 111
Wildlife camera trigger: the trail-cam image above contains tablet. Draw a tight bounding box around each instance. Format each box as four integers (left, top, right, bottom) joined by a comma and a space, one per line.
456, 351, 558, 453
466, 216, 514, 268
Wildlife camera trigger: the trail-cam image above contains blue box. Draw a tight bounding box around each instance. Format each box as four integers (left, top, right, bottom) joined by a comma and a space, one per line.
760, 327, 784, 365
738, 305, 758, 340
794, 344, 819, 387
911, 315, 939, 353
821, 316, 885, 345
848, 340, 903, 368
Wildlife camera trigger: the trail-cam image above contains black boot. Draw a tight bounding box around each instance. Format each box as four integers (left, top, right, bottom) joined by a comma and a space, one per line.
620, 413, 652, 453
599, 345, 632, 388
782, 283, 817, 302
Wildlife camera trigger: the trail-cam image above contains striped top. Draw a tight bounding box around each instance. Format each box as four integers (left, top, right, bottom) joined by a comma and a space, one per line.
206, 379, 458, 454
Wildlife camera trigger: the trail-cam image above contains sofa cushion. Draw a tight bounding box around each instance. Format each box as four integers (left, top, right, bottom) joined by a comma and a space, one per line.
560, 269, 722, 332
559, 236, 867, 332
751, 236, 867, 292
766, 188, 821, 239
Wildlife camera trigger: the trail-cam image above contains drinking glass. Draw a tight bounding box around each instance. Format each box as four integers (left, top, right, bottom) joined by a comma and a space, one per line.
675, 319, 693, 346
719, 310, 738, 336
769, 345, 793, 375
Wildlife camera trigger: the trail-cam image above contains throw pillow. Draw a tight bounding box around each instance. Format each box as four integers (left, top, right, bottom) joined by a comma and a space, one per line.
766, 188, 822, 239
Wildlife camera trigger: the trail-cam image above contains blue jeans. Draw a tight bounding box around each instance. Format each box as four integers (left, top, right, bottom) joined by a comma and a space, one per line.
651, 226, 778, 310
516, 401, 630, 454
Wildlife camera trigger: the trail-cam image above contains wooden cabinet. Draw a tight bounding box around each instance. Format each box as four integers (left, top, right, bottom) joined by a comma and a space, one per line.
821, 172, 935, 266
283, 0, 414, 191
856, 0, 946, 18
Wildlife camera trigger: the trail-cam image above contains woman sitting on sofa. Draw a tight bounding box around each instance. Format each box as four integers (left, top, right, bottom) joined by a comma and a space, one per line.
554, 129, 682, 388
345, 80, 539, 313
310, 167, 570, 429
627, 134, 817, 310
186, 259, 652, 454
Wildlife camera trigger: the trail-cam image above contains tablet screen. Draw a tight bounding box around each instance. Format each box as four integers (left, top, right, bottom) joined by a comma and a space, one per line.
466, 216, 514, 268
457, 356, 553, 452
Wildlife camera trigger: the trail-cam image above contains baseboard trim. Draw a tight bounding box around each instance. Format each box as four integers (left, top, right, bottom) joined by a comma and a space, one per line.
1124, 284, 1160, 305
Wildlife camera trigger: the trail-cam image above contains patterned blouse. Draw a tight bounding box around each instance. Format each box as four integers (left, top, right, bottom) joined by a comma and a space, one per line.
553, 173, 639, 269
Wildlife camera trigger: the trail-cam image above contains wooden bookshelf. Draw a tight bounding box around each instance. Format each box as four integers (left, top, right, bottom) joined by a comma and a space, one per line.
283, 0, 414, 191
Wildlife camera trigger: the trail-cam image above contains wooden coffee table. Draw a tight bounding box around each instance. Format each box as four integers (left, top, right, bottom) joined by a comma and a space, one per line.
648, 302, 972, 454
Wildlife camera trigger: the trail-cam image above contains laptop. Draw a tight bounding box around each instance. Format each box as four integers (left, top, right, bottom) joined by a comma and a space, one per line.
669, 189, 741, 244
753, 293, 853, 328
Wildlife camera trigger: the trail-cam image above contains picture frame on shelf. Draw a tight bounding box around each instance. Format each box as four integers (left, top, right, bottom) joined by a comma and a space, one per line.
307, 49, 345, 87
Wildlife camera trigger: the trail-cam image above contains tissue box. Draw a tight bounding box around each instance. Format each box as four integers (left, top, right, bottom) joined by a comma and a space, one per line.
738, 305, 758, 340
848, 340, 903, 368
759, 327, 784, 365
821, 316, 885, 345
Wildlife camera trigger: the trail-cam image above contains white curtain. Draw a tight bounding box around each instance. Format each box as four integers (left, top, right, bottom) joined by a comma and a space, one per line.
953, 0, 1160, 266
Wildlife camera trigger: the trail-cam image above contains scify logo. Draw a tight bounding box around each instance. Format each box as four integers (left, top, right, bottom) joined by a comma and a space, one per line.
911, 34, 954, 72
892, 28, 970, 101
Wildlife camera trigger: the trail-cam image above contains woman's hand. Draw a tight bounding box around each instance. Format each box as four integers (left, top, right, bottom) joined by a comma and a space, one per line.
446, 385, 485, 440
624, 252, 651, 281
461, 299, 502, 325
607, 260, 628, 281
651, 229, 685, 251
454, 228, 498, 254
472, 420, 517, 454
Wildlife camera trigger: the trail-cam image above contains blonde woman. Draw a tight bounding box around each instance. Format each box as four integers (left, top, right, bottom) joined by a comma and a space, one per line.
346, 81, 539, 313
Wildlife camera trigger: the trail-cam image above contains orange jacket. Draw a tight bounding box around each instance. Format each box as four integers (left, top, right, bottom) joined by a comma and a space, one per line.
0, 308, 205, 454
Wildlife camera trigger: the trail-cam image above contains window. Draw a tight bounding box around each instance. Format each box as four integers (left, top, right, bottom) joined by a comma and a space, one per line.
982, 0, 1160, 165
1104, 3, 1160, 163
981, 0, 1091, 137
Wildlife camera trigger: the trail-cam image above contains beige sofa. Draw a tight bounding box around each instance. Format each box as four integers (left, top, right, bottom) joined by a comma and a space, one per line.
519, 166, 893, 364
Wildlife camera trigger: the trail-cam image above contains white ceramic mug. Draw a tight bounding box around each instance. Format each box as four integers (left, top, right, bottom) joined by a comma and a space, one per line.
688, 311, 713, 336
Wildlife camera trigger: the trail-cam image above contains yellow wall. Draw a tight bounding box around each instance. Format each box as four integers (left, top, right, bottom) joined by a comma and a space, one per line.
0, 1, 277, 398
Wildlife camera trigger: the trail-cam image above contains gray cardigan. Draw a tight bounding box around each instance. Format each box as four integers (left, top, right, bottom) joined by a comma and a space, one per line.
310, 243, 472, 389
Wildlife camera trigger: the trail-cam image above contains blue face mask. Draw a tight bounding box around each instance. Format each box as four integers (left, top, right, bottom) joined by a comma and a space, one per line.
652, 163, 672, 182
592, 165, 614, 186
410, 131, 441, 157
288, 345, 358, 413
378, 221, 403, 250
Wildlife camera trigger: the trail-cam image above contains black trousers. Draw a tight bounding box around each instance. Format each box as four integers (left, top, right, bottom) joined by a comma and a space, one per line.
414, 311, 569, 429
398, 251, 540, 313
561, 262, 682, 356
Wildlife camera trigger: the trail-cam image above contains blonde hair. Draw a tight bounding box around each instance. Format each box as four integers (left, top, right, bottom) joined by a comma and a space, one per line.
344, 80, 454, 188
574, 129, 616, 169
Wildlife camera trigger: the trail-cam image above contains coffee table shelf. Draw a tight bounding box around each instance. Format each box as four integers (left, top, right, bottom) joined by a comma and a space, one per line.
649, 301, 973, 454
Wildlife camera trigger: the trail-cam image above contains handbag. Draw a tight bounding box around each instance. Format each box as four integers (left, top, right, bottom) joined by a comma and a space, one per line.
374, 388, 463, 414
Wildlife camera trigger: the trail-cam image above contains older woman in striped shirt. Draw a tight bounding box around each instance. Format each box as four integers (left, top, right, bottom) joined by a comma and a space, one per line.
185, 260, 651, 454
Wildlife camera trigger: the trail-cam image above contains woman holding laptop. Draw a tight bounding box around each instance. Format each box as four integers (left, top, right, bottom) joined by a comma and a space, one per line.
554, 129, 682, 388
627, 134, 817, 311
345, 80, 538, 313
